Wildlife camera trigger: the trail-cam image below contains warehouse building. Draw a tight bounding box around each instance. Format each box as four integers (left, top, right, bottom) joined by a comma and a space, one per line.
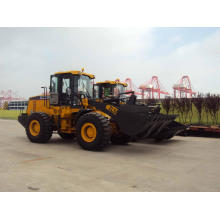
8, 100, 28, 110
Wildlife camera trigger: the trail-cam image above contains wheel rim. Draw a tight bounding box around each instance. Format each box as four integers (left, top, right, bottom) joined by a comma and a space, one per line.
29, 120, 40, 136
81, 122, 97, 142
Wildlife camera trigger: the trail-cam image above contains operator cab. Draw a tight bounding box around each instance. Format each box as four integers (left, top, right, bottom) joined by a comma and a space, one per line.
93, 80, 127, 99
49, 69, 94, 106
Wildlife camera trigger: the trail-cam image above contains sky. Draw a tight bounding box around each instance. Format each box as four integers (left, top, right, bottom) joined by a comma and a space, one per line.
0, 27, 220, 98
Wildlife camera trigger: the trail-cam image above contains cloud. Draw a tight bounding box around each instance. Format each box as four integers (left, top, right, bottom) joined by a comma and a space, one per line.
114, 29, 220, 95
170, 35, 182, 44
152, 30, 220, 94
0, 27, 219, 99
0, 27, 152, 98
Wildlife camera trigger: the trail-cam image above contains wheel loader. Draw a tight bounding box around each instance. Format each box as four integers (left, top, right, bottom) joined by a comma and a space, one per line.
18, 69, 185, 151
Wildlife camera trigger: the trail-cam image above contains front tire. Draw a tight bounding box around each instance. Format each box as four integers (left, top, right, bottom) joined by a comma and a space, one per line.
76, 112, 111, 151
26, 112, 53, 143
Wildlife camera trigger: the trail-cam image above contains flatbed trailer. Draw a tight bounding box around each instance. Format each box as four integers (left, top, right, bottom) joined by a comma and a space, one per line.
182, 125, 220, 137
189, 125, 220, 133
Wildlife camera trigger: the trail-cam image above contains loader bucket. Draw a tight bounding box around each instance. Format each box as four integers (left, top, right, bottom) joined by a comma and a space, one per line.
114, 104, 153, 136
113, 104, 186, 140
153, 121, 186, 140
89, 100, 186, 141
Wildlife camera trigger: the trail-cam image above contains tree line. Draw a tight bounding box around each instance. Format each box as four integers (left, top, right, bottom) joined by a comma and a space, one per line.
161, 94, 220, 125
0, 101, 9, 110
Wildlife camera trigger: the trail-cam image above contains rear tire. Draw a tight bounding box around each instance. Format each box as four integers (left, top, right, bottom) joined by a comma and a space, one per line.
58, 132, 75, 140
76, 112, 111, 151
26, 112, 52, 143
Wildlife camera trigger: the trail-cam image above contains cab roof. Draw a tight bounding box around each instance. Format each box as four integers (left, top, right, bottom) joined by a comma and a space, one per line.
96, 80, 127, 87
54, 70, 95, 79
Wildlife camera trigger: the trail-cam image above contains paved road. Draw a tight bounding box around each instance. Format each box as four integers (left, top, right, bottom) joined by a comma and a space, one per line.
0, 119, 220, 192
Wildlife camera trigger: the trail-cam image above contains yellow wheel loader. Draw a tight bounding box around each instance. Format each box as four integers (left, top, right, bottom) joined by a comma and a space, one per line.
18, 70, 185, 151
18, 69, 111, 151
93, 79, 138, 105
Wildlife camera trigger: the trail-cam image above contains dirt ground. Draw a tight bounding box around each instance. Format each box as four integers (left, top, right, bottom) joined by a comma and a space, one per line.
0, 119, 220, 192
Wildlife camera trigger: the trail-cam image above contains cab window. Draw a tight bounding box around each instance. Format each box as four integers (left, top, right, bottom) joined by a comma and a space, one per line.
62, 78, 70, 93
93, 84, 99, 99
50, 76, 58, 93
78, 75, 93, 98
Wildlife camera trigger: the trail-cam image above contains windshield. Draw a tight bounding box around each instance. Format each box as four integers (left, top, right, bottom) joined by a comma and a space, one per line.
78, 75, 93, 98
93, 83, 126, 99
114, 84, 126, 96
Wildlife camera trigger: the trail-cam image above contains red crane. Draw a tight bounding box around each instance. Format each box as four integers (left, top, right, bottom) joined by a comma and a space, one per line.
124, 78, 142, 96
173, 75, 196, 98
138, 76, 169, 99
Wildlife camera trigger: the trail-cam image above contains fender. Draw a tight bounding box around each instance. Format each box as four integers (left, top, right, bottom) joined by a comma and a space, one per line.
74, 109, 93, 124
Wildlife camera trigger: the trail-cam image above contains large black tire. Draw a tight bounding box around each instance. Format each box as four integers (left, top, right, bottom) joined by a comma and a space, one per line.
76, 112, 111, 151
26, 112, 53, 143
58, 132, 75, 140
111, 133, 131, 145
